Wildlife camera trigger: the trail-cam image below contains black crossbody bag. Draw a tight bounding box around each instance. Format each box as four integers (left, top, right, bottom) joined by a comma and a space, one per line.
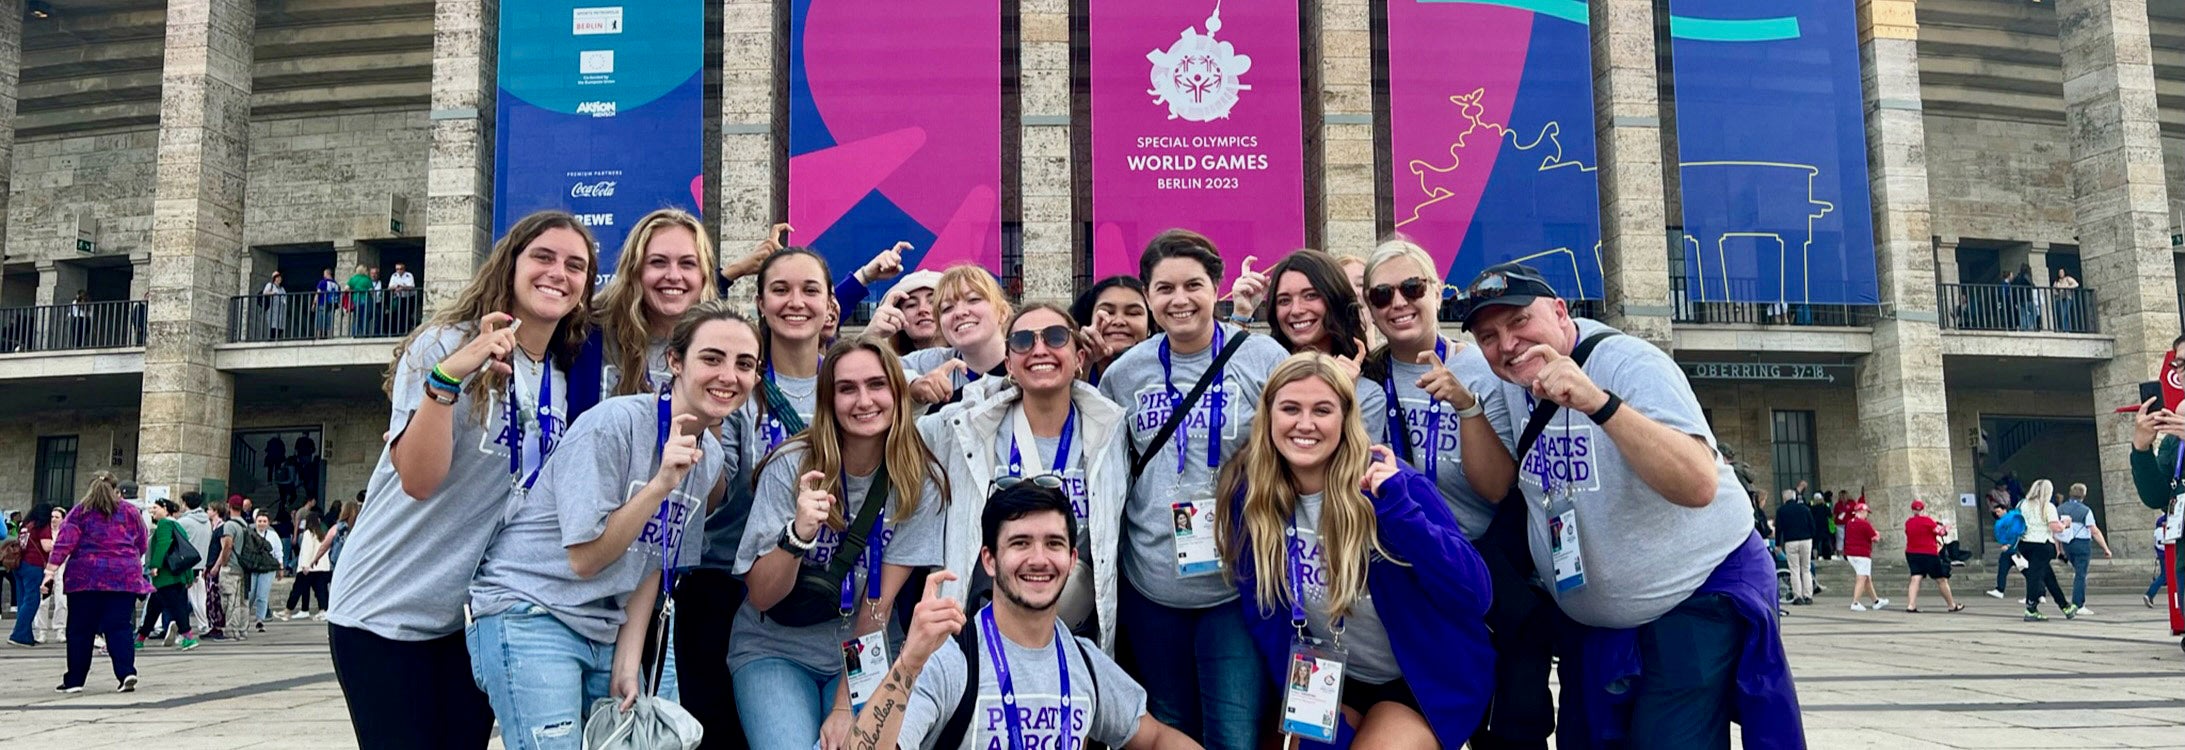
1127, 332, 1253, 477
763, 466, 892, 628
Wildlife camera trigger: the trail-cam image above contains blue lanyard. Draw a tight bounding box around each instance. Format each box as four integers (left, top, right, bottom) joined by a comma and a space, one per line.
1285, 513, 1342, 638
505, 354, 558, 489
652, 387, 683, 599
1158, 328, 1227, 473
838, 499, 887, 617
1382, 337, 1449, 486
979, 605, 1070, 750
1007, 406, 1076, 476
762, 356, 819, 450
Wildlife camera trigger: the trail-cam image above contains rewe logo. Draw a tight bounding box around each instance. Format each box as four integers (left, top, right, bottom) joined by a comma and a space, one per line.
575, 213, 615, 227
576, 101, 617, 118
570, 180, 618, 198
1146, 2, 1252, 122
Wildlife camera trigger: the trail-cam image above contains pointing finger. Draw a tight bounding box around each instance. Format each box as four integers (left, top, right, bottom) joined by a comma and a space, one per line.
1513, 343, 1561, 368
941, 358, 969, 376
479, 311, 515, 333
799, 471, 829, 494
1240, 255, 1258, 277
1415, 350, 1439, 367
923, 569, 959, 601
672, 412, 701, 435
891, 241, 914, 255
771, 222, 793, 245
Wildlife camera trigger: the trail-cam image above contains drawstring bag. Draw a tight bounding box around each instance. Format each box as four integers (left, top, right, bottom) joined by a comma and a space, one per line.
583, 588, 702, 749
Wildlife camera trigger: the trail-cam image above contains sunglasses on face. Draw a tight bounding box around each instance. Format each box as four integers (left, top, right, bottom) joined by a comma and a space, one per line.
1367, 277, 1455, 309
1007, 325, 1075, 354
989, 473, 1065, 496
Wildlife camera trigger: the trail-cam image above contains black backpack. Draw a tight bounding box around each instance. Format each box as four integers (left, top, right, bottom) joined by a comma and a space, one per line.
235, 527, 281, 574
934, 623, 1104, 750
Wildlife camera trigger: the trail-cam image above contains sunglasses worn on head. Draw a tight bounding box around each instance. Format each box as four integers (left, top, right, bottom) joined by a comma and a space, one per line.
989, 473, 1065, 496
1460, 269, 1552, 302
1007, 325, 1075, 354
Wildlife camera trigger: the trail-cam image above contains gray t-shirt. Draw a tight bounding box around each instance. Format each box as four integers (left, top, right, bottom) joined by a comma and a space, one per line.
214, 519, 247, 567
469, 394, 728, 643
1380, 343, 1504, 540
697, 409, 756, 570
1292, 492, 1400, 684
1097, 326, 1290, 608
990, 409, 1090, 527
896, 625, 1146, 750
598, 337, 672, 398
330, 324, 571, 640
729, 443, 946, 673
1492, 318, 1753, 629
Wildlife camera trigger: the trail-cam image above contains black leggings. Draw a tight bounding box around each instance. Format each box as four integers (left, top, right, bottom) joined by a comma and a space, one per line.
287, 571, 330, 612
673, 568, 747, 749
2019, 541, 2068, 612
138, 583, 195, 638
330, 624, 494, 749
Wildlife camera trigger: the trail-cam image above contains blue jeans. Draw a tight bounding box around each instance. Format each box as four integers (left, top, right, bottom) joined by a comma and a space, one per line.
249, 571, 274, 621
10, 563, 43, 644
467, 605, 615, 750
2064, 542, 2092, 606
732, 656, 842, 749
1118, 581, 1265, 749
2150, 547, 2168, 600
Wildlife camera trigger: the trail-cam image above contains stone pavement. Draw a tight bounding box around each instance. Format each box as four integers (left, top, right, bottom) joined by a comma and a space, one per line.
0, 590, 2178, 748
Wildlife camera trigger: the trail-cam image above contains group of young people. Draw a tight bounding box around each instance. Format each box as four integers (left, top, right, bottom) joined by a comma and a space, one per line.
322, 210, 1801, 750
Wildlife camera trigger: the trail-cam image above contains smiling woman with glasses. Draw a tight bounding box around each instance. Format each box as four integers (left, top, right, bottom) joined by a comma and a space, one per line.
918, 302, 1132, 650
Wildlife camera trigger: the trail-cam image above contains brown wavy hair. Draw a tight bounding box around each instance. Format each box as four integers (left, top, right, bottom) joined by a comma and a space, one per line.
382, 211, 599, 421
758, 338, 947, 530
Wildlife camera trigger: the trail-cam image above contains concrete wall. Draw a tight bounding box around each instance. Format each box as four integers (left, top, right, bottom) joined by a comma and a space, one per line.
1692, 382, 1866, 504
2, 130, 159, 263
245, 109, 430, 248
1939, 387, 2159, 560
1924, 114, 2077, 245
0, 407, 142, 513
230, 398, 386, 511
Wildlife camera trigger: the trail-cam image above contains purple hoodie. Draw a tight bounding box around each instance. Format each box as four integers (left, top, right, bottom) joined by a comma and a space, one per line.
49, 501, 154, 596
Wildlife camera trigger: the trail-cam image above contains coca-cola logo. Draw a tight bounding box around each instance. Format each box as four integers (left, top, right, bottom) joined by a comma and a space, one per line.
570, 180, 617, 198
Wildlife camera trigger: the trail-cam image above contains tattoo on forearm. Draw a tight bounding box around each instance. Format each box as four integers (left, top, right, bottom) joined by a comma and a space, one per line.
847, 662, 920, 750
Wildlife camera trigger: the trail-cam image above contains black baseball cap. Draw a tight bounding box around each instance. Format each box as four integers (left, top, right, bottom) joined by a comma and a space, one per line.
1455, 262, 1559, 330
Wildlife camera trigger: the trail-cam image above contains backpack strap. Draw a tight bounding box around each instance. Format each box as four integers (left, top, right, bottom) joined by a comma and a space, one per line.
935, 624, 983, 750
1129, 331, 1254, 477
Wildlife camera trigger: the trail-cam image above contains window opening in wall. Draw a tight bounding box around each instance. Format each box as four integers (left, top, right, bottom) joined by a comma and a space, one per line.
1770, 410, 1818, 500
35, 435, 80, 507
230, 427, 326, 523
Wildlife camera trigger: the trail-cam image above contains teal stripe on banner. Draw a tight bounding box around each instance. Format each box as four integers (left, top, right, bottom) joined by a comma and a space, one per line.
1420, 0, 1802, 42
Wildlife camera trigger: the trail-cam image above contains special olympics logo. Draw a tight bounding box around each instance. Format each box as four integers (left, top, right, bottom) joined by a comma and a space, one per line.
1146, 2, 1252, 122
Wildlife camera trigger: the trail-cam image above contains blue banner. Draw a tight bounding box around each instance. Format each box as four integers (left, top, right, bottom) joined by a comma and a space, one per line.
1668, 0, 1877, 305
494, 2, 704, 276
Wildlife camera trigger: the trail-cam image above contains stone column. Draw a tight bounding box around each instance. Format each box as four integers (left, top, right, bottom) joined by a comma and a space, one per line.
130, 254, 151, 300
0, 0, 19, 260
1853, 0, 1954, 554
1934, 235, 1960, 287
1590, 0, 1672, 348
33, 261, 78, 306
2061, 0, 2177, 556
424, 0, 498, 316
140, 0, 254, 495
1017, 0, 1073, 306
720, 0, 781, 313
1315, 0, 1377, 257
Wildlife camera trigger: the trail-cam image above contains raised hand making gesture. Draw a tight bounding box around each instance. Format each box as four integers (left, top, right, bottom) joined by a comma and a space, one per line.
1414, 345, 1478, 411
653, 413, 703, 488
439, 312, 520, 380
910, 359, 968, 404
793, 470, 836, 544
1513, 344, 1608, 413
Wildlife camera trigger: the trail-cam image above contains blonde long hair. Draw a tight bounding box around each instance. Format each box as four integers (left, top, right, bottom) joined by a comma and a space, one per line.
80, 470, 121, 516
758, 339, 948, 530
594, 209, 719, 397
1217, 352, 1394, 622
382, 211, 599, 421
2018, 479, 2056, 526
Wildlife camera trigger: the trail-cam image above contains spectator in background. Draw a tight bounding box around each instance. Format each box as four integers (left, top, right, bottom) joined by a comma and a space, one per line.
1833, 488, 1860, 558
346, 264, 374, 337
1902, 499, 1963, 613
173, 492, 213, 637
2149, 513, 2170, 609
2052, 268, 2080, 331
2055, 483, 2111, 615
281, 512, 332, 621
259, 271, 288, 340
2015, 479, 2072, 621
1776, 489, 1817, 605
314, 268, 341, 337
2010, 264, 2039, 331
1811, 492, 1838, 560
1986, 503, 2022, 599
136, 499, 202, 651
203, 500, 247, 642
1842, 502, 1887, 611
32, 505, 71, 644
44, 473, 150, 693
67, 290, 90, 347
249, 511, 280, 631
386, 262, 417, 333
9, 503, 58, 647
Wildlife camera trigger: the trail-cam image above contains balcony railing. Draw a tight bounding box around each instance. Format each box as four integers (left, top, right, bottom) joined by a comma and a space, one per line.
227, 289, 420, 343
1938, 283, 2097, 334
0, 301, 146, 353
1669, 275, 1880, 326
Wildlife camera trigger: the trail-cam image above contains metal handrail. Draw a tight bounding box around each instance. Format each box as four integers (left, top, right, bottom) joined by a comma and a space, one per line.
0, 300, 146, 353
1937, 283, 2096, 333
225, 288, 419, 343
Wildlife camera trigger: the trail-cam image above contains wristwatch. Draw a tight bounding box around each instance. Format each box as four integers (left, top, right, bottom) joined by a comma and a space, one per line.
778, 519, 818, 555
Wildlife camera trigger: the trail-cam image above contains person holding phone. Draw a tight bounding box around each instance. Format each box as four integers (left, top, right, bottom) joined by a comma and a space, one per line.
326, 210, 598, 748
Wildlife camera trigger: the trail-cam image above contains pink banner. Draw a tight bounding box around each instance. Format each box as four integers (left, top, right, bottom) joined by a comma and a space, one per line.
1090, 0, 1305, 285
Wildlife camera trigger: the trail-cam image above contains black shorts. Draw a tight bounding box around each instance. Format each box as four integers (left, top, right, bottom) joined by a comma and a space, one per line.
1342, 675, 1422, 717
1906, 553, 1951, 579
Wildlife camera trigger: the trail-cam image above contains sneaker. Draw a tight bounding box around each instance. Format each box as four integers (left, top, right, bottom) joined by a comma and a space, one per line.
133, 636, 146, 650
206, 632, 232, 642
276, 612, 292, 622
176, 637, 200, 651
53, 684, 82, 694
2147, 594, 2158, 609
6, 638, 34, 648
2074, 606, 2094, 616
254, 623, 266, 633
162, 630, 178, 647
1813, 583, 1827, 594
2062, 605, 2080, 620
1874, 597, 1890, 609
311, 612, 328, 622
1985, 589, 2006, 599
1850, 602, 1868, 611
117, 675, 138, 693
1950, 560, 1967, 567
2024, 610, 2048, 622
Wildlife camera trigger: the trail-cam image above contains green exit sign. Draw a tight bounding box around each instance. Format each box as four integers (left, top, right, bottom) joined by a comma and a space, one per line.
76, 238, 95, 253
391, 219, 404, 234
2173, 233, 2182, 247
